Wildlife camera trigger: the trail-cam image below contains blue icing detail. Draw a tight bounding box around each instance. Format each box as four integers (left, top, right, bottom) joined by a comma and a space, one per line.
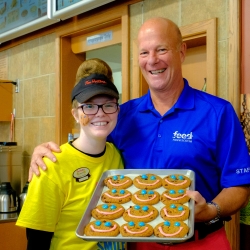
120, 175, 124, 179
141, 190, 147, 195
134, 205, 140, 210
113, 176, 118, 181
138, 222, 145, 227
128, 221, 135, 226
104, 222, 112, 227
174, 222, 181, 227
120, 190, 125, 194
170, 204, 176, 209
178, 175, 184, 180
148, 190, 154, 194
178, 189, 184, 194
95, 220, 101, 226
102, 204, 109, 209
164, 221, 171, 226
178, 206, 184, 211
169, 190, 176, 194
110, 205, 117, 210
170, 175, 177, 180
142, 206, 149, 211
111, 189, 117, 194
141, 174, 148, 179
150, 175, 156, 180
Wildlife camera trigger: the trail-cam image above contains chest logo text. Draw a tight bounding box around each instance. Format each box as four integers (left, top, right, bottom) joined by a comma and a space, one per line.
172, 131, 193, 143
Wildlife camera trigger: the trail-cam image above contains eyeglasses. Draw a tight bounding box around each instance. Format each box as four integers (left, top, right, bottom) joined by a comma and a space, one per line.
77, 102, 119, 115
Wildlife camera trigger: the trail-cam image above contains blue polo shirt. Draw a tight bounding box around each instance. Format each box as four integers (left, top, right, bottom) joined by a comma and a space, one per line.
108, 79, 250, 201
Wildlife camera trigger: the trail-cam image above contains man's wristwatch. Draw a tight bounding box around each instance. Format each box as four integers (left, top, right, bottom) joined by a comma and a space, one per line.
205, 201, 221, 225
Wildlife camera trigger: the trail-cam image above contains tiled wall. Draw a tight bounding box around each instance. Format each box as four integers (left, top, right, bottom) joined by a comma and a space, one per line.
129, 0, 229, 99
0, 0, 231, 186
0, 33, 56, 187
0, 122, 10, 141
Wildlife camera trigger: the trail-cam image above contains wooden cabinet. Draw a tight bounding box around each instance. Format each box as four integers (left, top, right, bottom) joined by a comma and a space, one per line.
0, 221, 27, 249
0, 83, 13, 121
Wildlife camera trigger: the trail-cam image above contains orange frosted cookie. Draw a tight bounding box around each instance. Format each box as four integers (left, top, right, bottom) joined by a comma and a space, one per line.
162, 174, 191, 189
92, 203, 125, 220
84, 219, 120, 236
101, 189, 132, 204
123, 205, 158, 223
104, 175, 133, 189
132, 189, 160, 205
154, 221, 189, 238
120, 221, 154, 237
161, 189, 190, 205
133, 174, 162, 190
160, 203, 189, 221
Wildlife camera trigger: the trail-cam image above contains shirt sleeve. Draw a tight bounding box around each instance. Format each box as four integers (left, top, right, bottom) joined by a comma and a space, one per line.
16, 171, 64, 232
217, 102, 250, 187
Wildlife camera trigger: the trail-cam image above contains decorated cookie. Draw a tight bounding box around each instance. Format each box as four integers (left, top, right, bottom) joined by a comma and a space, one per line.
120, 221, 154, 237
101, 189, 132, 204
161, 189, 190, 205
123, 205, 158, 223
133, 174, 162, 190
104, 175, 133, 189
160, 203, 190, 221
92, 203, 125, 220
154, 221, 189, 238
84, 219, 120, 236
132, 189, 160, 205
162, 174, 191, 189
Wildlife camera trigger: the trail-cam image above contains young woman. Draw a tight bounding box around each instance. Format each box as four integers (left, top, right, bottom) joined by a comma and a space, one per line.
16, 58, 125, 250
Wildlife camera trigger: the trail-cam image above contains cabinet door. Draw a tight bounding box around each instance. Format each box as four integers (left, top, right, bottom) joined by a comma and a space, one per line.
0, 222, 27, 249
0, 83, 13, 121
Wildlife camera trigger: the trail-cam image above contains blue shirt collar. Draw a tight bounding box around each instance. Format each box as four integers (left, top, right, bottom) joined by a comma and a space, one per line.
175, 78, 194, 110
138, 78, 194, 113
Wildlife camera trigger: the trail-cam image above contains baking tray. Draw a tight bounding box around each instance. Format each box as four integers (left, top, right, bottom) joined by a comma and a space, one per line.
76, 169, 195, 243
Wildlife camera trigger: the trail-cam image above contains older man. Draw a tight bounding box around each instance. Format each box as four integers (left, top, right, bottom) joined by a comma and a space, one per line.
30, 18, 250, 250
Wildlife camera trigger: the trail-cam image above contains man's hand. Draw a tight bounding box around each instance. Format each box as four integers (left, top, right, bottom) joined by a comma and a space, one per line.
186, 190, 217, 222
28, 142, 61, 181
187, 186, 250, 223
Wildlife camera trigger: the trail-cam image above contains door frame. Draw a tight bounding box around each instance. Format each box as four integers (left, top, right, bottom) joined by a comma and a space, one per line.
54, 4, 130, 144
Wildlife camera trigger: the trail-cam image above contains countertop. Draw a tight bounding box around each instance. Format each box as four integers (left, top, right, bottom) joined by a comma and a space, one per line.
0, 212, 19, 223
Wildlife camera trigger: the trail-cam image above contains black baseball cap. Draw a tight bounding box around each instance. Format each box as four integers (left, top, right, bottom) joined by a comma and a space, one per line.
71, 73, 119, 103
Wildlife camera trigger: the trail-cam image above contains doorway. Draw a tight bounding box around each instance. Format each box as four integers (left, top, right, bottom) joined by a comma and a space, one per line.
86, 44, 122, 102
56, 5, 129, 144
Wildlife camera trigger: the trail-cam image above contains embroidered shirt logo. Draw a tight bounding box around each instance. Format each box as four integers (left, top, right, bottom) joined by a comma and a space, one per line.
172, 131, 193, 143
73, 167, 90, 182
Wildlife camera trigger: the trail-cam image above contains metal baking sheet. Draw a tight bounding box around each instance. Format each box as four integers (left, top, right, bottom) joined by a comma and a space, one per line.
76, 169, 195, 243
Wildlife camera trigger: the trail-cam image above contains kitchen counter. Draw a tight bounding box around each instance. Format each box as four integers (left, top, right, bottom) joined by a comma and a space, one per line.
0, 212, 19, 223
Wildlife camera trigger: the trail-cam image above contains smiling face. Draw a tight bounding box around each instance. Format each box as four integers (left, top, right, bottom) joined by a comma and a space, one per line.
72, 95, 119, 141
137, 18, 186, 94
84, 219, 120, 236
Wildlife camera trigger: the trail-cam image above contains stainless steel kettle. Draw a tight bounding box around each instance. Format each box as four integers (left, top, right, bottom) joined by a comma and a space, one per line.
0, 182, 18, 212
19, 182, 29, 209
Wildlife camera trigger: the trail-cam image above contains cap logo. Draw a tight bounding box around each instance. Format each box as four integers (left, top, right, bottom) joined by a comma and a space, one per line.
71, 73, 119, 103
85, 79, 107, 85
